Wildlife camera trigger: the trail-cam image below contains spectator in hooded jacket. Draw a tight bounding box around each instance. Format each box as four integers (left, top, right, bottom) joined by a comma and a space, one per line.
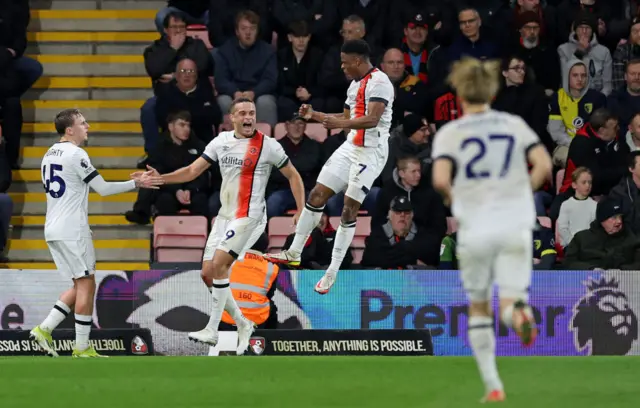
374, 157, 447, 235
493, 56, 551, 151
548, 59, 606, 167
154, 1, 210, 34
560, 107, 628, 196
558, 11, 612, 96
214, 10, 278, 126
563, 196, 640, 270
506, 10, 561, 95
608, 151, 640, 235
607, 59, 640, 136
556, 0, 621, 50
276, 20, 325, 122
362, 196, 444, 268
612, 16, 640, 91
379, 49, 429, 128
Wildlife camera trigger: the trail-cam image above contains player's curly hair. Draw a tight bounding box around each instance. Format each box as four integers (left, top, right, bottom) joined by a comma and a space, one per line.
447, 57, 500, 105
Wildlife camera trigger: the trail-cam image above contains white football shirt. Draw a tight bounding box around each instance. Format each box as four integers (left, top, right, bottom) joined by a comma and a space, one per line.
344, 68, 395, 148
432, 109, 540, 232
202, 130, 289, 220
41, 142, 99, 241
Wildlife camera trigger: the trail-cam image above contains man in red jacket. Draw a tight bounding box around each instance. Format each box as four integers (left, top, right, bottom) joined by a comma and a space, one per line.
561, 107, 628, 196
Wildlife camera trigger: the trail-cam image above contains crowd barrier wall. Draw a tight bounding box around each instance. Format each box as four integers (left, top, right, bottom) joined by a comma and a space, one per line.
0, 269, 636, 356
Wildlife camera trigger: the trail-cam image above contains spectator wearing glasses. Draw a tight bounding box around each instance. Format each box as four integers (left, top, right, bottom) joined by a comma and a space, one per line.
155, 58, 222, 145
141, 11, 213, 161
446, 8, 500, 67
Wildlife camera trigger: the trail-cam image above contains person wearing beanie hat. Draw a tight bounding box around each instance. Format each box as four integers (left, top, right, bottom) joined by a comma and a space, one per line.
558, 10, 612, 96
506, 9, 560, 95
563, 196, 640, 270
381, 113, 433, 184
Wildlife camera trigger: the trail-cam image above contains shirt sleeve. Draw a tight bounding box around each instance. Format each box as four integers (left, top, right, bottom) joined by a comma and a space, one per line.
201, 137, 219, 164
431, 125, 456, 164
72, 149, 100, 184
265, 137, 290, 169
367, 77, 394, 107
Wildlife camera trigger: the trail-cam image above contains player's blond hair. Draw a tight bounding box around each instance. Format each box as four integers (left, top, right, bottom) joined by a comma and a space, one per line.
447, 57, 501, 105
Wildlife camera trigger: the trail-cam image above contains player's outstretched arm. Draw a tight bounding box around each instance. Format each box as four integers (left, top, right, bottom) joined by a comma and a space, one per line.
146, 157, 212, 185
432, 158, 454, 207
527, 144, 553, 191
278, 161, 305, 225
90, 172, 162, 197
299, 104, 349, 123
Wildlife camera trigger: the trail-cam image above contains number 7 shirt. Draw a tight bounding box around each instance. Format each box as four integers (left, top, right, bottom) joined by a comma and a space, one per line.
431, 109, 540, 232
41, 141, 99, 241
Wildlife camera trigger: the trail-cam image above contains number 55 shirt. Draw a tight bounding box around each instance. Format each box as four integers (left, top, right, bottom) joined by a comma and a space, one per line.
41, 142, 99, 241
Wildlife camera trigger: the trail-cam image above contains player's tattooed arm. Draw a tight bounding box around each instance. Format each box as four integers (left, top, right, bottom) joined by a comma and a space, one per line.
146, 156, 212, 185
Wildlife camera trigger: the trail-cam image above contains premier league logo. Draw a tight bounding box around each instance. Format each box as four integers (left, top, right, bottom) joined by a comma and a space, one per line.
570, 276, 638, 355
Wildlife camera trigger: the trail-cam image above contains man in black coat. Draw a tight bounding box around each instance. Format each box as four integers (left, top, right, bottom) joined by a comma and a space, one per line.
155, 58, 222, 144
276, 20, 325, 122
154, 0, 210, 33
125, 111, 210, 224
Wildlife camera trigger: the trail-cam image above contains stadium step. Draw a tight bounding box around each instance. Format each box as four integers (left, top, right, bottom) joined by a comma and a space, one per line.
9, 192, 138, 215
0, 262, 150, 270
8, 3, 164, 268
6, 239, 150, 262
29, 10, 156, 31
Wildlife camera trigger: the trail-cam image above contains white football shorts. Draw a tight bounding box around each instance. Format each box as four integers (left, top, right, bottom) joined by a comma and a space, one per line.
456, 228, 533, 302
316, 141, 388, 203
47, 238, 97, 280
203, 215, 267, 261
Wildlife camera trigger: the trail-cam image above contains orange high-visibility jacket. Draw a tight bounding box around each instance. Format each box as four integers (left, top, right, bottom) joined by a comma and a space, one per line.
221, 251, 279, 326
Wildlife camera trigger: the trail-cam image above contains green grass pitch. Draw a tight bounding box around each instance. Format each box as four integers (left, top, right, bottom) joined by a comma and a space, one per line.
0, 356, 638, 407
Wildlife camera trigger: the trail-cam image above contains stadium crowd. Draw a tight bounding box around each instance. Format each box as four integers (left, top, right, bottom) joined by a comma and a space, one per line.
5, 0, 640, 270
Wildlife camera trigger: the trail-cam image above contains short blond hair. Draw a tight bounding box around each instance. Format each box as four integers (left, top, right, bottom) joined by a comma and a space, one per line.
447, 57, 501, 104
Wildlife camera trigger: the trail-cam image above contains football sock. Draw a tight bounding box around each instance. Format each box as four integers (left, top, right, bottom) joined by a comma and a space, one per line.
468, 316, 503, 392
325, 220, 356, 277
288, 203, 324, 257
500, 303, 515, 328
41, 300, 70, 333
74, 314, 92, 351
205, 279, 230, 332
224, 289, 249, 327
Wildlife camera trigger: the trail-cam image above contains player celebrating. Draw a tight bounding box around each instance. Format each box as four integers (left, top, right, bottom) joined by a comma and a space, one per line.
147, 98, 305, 354
431, 57, 553, 402
29, 109, 163, 358
265, 39, 394, 294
